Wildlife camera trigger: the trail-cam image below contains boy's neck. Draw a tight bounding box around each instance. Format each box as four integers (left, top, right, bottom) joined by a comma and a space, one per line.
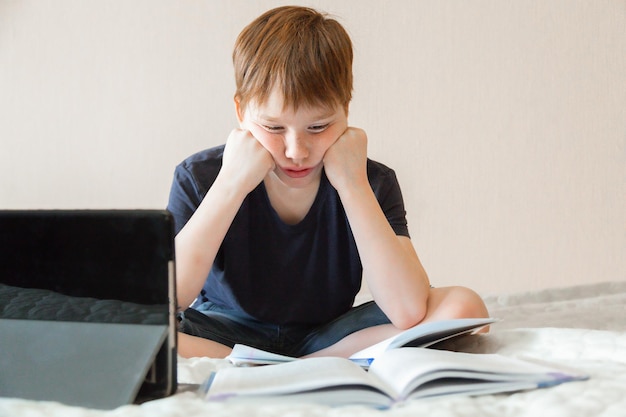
263, 173, 321, 225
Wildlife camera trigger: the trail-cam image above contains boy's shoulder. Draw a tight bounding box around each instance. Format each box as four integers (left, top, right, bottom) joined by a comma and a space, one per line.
175, 144, 225, 187
366, 158, 397, 182
366, 158, 394, 174
179, 144, 225, 168
365, 158, 403, 200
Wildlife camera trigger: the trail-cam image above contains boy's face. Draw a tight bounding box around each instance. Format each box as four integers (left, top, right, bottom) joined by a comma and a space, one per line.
237, 87, 348, 189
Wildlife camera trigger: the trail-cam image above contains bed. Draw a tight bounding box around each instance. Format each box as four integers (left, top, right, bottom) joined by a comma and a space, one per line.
1, 280, 625, 417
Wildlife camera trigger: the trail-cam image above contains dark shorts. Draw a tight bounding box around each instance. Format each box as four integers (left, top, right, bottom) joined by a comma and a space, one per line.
177, 301, 391, 357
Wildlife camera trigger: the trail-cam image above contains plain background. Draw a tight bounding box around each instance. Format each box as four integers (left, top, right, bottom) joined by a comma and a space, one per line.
1, 0, 624, 296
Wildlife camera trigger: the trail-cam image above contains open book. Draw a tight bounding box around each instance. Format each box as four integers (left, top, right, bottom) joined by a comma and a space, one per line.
201, 348, 588, 408
227, 317, 497, 367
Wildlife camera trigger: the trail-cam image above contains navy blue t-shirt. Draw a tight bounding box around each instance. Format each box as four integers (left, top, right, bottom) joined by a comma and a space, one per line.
167, 145, 410, 326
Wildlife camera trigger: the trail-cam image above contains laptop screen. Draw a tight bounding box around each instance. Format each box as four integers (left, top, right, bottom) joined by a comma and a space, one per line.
0, 210, 174, 324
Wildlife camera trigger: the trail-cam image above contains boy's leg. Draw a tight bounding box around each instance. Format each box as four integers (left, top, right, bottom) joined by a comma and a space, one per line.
178, 332, 232, 358
177, 308, 238, 358
306, 286, 489, 358
176, 306, 283, 358
293, 301, 392, 357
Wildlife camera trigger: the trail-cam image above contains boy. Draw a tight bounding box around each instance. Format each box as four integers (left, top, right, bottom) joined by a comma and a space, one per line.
168, 6, 488, 359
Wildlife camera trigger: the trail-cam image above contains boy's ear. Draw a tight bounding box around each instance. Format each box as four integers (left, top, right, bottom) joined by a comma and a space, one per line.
234, 97, 245, 126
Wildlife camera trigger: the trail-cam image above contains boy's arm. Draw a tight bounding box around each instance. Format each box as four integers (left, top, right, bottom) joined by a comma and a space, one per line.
324, 128, 430, 329
174, 129, 274, 310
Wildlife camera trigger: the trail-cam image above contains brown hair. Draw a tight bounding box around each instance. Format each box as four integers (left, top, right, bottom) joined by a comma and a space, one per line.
233, 6, 353, 113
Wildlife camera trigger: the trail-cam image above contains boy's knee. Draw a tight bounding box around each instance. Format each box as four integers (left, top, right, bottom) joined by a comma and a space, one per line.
452, 286, 489, 318
429, 286, 489, 320
459, 286, 489, 318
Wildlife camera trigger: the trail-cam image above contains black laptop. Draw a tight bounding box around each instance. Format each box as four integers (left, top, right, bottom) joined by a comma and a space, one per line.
0, 210, 177, 409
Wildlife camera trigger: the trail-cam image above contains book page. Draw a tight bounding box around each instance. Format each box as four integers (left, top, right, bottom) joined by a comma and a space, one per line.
205, 356, 392, 399
350, 317, 496, 360
369, 348, 587, 399
228, 344, 374, 368
227, 344, 298, 366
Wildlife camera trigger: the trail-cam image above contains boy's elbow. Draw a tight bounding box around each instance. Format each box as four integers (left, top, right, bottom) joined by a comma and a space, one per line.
390, 315, 420, 330
386, 295, 429, 330
389, 310, 425, 330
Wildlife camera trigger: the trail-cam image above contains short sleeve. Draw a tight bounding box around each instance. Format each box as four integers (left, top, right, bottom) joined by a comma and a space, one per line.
367, 160, 410, 238
166, 146, 224, 235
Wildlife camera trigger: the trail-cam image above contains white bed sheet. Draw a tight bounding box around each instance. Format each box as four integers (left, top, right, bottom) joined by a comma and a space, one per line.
2, 281, 625, 417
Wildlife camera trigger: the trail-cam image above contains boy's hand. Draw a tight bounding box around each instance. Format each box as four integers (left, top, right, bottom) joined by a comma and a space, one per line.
323, 127, 369, 193
220, 128, 275, 194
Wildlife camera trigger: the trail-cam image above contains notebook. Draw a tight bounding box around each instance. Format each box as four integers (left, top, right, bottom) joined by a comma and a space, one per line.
0, 209, 177, 409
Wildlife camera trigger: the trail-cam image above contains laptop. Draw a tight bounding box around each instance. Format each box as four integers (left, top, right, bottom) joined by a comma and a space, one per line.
0, 210, 177, 409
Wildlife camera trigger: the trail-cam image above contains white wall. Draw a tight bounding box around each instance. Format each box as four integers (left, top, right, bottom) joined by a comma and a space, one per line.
1, 0, 624, 295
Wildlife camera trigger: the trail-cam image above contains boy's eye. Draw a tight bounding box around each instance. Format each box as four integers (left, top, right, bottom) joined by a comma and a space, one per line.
263, 125, 284, 132
261, 124, 329, 133
308, 124, 329, 132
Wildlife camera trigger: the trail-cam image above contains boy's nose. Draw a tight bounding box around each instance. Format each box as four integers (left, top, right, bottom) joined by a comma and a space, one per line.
284, 134, 309, 162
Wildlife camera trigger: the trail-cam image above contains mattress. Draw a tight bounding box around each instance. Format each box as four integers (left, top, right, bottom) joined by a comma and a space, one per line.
1, 281, 625, 417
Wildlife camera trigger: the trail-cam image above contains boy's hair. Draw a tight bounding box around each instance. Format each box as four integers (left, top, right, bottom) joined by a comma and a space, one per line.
233, 6, 353, 113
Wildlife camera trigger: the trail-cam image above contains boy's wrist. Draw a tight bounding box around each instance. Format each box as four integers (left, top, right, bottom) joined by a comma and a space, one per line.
211, 172, 253, 205
335, 179, 374, 204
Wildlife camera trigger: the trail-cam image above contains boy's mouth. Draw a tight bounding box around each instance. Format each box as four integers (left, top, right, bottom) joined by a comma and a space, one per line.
281, 167, 314, 179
